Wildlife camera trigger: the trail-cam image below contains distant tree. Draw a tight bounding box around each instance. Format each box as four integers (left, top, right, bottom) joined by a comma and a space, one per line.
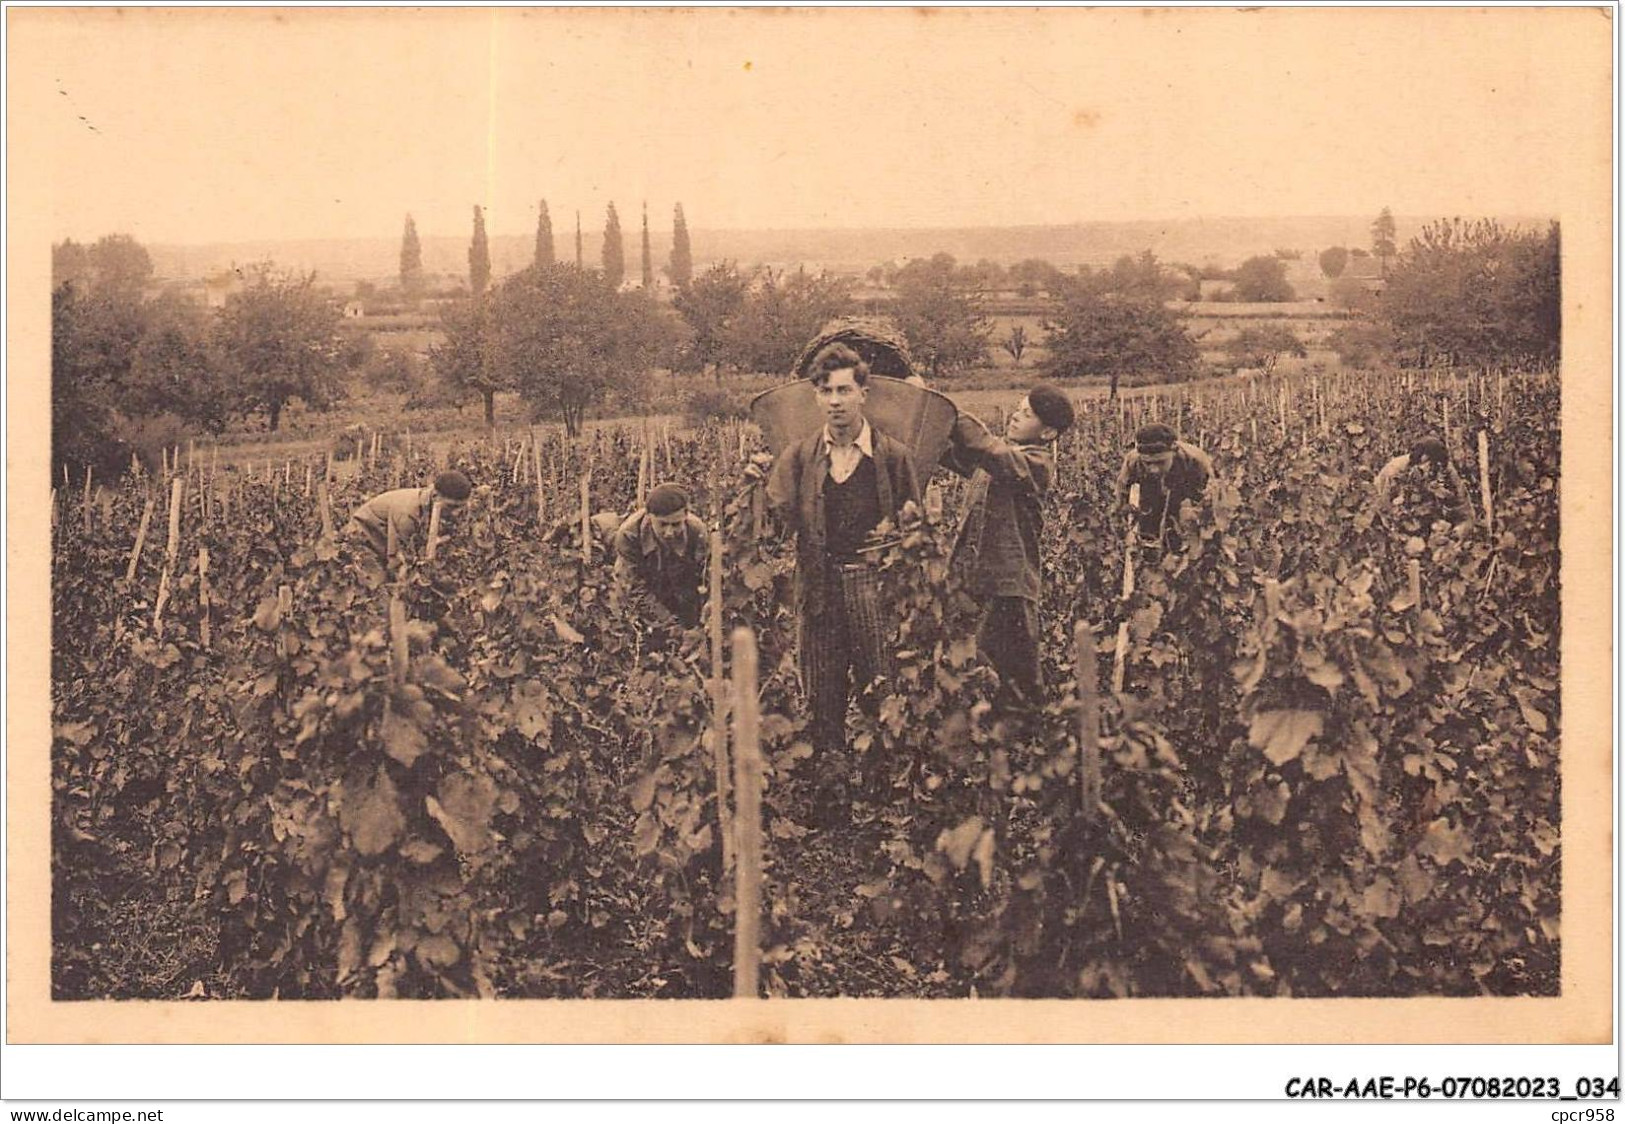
430, 298, 503, 426
574, 211, 583, 268
1222, 325, 1308, 374
960, 258, 1007, 290
641, 203, 654, 289
52, 238, 92, 292
1327, 320, 1395, 370
400, 214, 425, 298
669, 203, 693, 288
1328, 276, 1374, 313
602, 202, 625, 289
671, 261, 749, 375
1103, 250, 1186, 304
891, 253, 990, 377
1371, 207, 1398, 278
51, 273, 145, 469
53, 234, 153, 301
1231, 255, 1295, 302
725, 267, 855, 375
487, 263, 664, 436
469, 205, 492, 298
126, 292, 230, 432
1319, 246, 1350, 279
1163, 263, 1204, 301
535, 200, 555, 267
213, 265, 347, 432
1001, 323, 1029, 367
1009, 257, 1062, 298
1041, 272, 1199, 396
1378, 218, 1559, 369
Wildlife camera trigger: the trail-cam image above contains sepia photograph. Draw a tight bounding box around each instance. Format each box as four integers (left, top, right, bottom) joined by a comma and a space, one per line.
6, 4, 1614, 1067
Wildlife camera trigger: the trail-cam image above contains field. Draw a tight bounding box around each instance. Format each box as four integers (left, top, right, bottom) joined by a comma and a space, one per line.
51, 365, 1559, 999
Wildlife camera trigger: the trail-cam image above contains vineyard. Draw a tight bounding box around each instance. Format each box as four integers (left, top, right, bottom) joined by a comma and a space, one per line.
51, 366, 1560, 1001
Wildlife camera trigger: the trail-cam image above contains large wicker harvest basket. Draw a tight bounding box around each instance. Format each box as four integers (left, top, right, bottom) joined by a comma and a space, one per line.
749, 376, 959, 482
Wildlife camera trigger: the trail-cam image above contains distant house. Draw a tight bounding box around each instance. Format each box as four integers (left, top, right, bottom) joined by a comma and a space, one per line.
343, 300, 365, 319
203, 269, 246, 309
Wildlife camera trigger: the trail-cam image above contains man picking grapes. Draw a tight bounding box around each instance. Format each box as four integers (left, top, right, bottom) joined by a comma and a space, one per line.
1116, 423, 1213, 553
939, 383, 1075, 722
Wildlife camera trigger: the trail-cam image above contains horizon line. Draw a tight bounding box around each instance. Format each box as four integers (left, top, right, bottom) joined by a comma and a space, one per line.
117, 211, 1559, 249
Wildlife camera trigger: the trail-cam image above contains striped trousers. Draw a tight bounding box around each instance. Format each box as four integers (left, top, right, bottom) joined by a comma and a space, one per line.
799, 563, 893, 759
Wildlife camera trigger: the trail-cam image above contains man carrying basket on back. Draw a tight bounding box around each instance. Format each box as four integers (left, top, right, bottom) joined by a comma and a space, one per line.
744, 321, 929, 821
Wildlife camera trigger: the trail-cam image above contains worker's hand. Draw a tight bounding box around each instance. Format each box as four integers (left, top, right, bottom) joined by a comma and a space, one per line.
742, 452, 774, 483
903, 373, 928, 389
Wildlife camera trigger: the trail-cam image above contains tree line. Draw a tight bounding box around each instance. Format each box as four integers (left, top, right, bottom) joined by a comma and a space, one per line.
50, 207, 1560, 475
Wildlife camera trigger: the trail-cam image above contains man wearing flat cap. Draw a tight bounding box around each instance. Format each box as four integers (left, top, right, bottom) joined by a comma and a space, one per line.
941, 382, 1076, 719
1374, 435, 1475, 532
612, 482, 710, 627
1116, 423, 1213, 553
347, 470, 473, 559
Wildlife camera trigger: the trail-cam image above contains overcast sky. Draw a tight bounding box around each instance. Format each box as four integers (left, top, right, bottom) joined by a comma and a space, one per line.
11, 6, 1608, 245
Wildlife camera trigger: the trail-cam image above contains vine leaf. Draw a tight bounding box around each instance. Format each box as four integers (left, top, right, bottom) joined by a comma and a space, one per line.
381, 707, 429, 767
342, 765, 405, 857
1248, 709, 1324, 766
427, 771, 497, 855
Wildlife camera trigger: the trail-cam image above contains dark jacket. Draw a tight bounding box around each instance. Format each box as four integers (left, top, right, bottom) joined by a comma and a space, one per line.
612, 509, 710, 625
1116, 441, 1213, 544
764, 423, 920, 618
941, 415, 1054, 603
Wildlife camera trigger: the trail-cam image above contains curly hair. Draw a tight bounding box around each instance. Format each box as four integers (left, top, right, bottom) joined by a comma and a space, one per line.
806, 341, 871, 387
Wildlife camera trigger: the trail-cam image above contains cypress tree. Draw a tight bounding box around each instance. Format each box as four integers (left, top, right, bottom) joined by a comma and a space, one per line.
641, 203, 654, 288
602, 202, 625, 289
400, 214, 424, 298
535, 199, 555, 267
469, 204, 491, 297
575, 211, 583, 268
669, 202, 693, 288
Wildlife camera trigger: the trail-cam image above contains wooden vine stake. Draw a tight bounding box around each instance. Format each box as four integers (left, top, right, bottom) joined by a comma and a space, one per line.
425, 498, 443, 561
165, 476, 185, 564
1075, 622, 1101, 824
579, 472, 592, 565
197, 547, 212, 650
708, 528, 734, 872
390, 595, 410, 686
277, 585, 294, 661
317, 478, 335, 539
153, 477, 185, 636
730, 626, 763, 999
385, 512, 399, 562
1112, 621, 1130, 694
533, 437, 546, 522
304, 463, 313, 498
1477, 429, 1494, 535
126, 496, 156, 584
635, 425, 650, 509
